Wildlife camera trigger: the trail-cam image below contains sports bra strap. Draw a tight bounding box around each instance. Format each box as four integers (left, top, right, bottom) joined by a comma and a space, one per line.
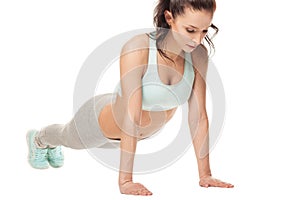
148, 35, 157, 65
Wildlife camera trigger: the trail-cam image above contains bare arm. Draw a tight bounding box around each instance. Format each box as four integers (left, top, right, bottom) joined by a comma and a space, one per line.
116, 35, 153, 195
188, 45, 211, 179
188, 45, 233, 188
118, 53, 142, 186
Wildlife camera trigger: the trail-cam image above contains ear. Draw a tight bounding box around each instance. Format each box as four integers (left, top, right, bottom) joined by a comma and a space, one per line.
164, 10, 174, 26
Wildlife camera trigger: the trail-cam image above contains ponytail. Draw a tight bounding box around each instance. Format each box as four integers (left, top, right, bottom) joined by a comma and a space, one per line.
153, 0, 171, 29
152, 0, 174, 63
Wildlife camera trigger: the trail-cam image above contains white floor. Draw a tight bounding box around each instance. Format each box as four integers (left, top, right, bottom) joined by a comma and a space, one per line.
1, 0, 300, 199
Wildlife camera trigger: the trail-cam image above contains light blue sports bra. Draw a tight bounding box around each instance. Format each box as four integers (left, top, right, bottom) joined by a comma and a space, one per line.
116, 32, 195, 111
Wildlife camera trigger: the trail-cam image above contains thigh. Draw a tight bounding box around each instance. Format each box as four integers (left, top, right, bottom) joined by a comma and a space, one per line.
73, 93, 116, 148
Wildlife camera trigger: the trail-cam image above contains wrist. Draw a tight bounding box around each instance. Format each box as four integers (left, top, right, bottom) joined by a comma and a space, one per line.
200, 173, 212, 179
119, 180, 132, 189
119, 178, 132, 187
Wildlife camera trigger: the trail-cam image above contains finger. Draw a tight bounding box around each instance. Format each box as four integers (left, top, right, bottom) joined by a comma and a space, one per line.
141, 189, 153, 196
130, 191, 139, 195
200, 183, 209, 188
142, 188, 152, 195
131, 187, 143, 195
138, 188, 152, 196
201, 180, 221, 188
141, 186, 152, 194
213, 180, 233, 188
215, 180, 227, 187
211, 180, 227, 187
221, 181, 234, 188
225, 183, 234, 188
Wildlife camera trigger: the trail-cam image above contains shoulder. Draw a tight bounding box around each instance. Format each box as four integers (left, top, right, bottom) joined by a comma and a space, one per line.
191, 44, 208, 68
191, 44, 209, 76
121, 33, 150, 59
120, 33, 150, 77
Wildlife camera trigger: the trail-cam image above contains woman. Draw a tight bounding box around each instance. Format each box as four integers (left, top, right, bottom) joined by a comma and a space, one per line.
27, 0, 233, 196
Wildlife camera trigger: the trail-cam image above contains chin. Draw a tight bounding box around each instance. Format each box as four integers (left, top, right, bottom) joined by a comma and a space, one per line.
182, 46, 196, 53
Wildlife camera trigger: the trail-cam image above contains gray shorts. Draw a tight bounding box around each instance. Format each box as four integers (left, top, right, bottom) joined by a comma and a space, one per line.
36, 93, 120, 149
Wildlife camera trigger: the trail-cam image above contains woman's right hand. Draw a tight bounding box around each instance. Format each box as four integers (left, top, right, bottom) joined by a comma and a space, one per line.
119, 181, 153, 196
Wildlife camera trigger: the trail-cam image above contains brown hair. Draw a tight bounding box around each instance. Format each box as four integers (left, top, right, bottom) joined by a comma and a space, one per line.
152, 0, 218, 61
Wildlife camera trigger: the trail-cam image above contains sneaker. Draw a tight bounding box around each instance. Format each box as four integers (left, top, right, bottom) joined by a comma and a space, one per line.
26, 129, 49, 169
47, 146, 64, 168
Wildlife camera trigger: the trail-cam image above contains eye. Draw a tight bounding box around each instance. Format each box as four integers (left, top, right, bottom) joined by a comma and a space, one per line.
202, 29, 208, 34
186, 29, 195, 33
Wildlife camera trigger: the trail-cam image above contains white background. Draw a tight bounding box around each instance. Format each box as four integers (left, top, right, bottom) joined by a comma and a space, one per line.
1, 0, 300, 199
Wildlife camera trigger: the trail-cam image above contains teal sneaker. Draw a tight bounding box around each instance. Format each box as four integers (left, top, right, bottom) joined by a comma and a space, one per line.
47, 146, 64, 168
26, 129, 49, 169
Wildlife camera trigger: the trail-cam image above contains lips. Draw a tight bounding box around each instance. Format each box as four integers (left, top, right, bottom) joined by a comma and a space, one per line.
186, 44, 196, 49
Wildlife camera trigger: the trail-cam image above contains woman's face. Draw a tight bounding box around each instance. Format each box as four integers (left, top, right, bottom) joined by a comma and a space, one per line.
165, 7, 213, 52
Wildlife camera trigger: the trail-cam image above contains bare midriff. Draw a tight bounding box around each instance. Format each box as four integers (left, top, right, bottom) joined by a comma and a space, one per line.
98, 95, 177, 140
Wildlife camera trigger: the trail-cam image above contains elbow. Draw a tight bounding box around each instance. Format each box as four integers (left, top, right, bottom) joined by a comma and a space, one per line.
197, 116, 209, 127
199, 114, 208, 122
199, 114, 208, 126
189, 111, 208, 123
121, 109, 142, 137
188, 114, 208, 128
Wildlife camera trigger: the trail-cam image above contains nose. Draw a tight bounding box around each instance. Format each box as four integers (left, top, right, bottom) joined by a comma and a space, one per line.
192, 34, 205, 46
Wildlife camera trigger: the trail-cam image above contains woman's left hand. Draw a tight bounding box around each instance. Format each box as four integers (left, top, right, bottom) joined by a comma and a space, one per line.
199, 176, 234, 188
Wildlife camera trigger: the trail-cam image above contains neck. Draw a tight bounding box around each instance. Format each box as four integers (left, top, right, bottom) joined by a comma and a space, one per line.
159, 30, 185, 62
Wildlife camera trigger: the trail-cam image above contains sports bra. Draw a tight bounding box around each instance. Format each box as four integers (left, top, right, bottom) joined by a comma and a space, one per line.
116, 31, 195, 111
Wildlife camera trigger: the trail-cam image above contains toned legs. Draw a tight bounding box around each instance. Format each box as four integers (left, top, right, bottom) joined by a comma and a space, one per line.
36, 93, 116, 149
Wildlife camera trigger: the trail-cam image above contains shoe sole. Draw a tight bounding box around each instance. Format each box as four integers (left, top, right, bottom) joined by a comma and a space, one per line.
26, 129, 49, 169
48, 162, 64, 168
